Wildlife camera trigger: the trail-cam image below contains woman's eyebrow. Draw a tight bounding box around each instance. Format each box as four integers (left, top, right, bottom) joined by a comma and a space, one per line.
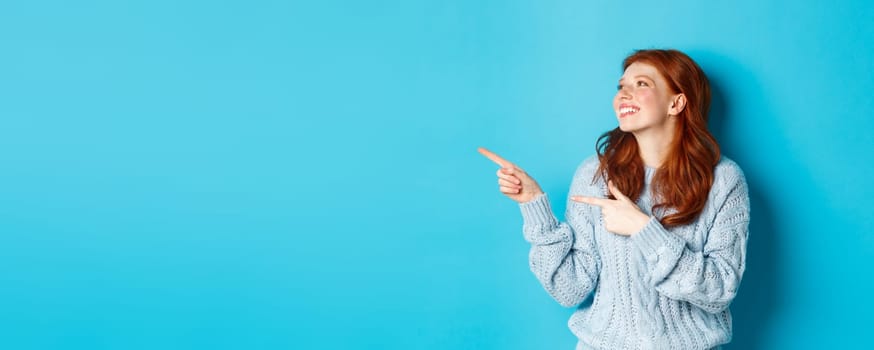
618, 75, 654, 83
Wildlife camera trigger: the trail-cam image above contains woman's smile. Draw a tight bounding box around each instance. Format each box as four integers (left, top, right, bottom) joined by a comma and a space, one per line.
619, 104, 640, 118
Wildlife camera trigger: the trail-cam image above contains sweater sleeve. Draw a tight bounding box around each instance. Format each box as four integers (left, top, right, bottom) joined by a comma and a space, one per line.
630, 167, 750, 314
519, 176, 601, 308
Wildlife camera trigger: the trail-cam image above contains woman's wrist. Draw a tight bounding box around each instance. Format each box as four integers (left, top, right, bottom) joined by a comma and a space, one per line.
519, 190, 545, 204
631, 213, 653, 235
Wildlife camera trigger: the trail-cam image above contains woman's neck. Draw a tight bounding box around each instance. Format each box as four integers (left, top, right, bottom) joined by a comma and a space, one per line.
634, 129, 675, 168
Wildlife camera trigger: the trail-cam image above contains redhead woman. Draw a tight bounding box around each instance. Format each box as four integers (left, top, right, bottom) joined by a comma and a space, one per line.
479, 49, 750, 349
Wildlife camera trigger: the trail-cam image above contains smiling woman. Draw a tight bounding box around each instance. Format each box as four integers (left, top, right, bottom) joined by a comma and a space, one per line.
479, 49, 750, 350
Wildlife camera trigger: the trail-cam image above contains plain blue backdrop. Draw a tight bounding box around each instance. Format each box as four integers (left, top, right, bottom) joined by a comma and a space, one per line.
1, 0, 872, 349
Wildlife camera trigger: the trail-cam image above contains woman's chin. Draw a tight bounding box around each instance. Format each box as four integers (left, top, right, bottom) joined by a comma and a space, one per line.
617, 123, 635, 133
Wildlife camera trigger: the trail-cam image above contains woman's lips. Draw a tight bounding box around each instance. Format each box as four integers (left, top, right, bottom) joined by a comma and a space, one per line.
619, 105, 639, 118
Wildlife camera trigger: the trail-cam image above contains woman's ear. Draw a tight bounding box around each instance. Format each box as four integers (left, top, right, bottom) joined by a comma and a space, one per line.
669, 94, 687, 116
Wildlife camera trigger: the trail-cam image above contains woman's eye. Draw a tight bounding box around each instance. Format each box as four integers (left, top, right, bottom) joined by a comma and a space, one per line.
636, 81, 649, 87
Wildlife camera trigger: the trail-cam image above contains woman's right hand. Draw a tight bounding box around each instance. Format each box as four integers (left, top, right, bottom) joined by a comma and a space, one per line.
478, 147, 544, 204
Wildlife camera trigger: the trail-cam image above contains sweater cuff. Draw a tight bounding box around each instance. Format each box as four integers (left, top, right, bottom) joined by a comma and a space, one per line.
518, 192, 558, 227
631, 217, 685, 275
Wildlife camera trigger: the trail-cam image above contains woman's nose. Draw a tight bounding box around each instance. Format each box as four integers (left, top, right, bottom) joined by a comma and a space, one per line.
617, 89, 632, 100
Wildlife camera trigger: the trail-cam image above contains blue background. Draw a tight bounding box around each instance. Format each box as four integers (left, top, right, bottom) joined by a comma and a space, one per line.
1, 0, 872, 349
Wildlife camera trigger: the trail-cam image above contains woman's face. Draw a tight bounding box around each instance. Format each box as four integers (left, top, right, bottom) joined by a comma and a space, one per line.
613, 62, 680, 136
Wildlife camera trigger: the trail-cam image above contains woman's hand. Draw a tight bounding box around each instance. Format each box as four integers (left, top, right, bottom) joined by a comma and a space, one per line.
478, 147, 544, 204
571, 180, 651, 236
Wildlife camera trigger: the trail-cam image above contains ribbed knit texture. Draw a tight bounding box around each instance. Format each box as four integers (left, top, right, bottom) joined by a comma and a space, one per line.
519, 155, 750, 350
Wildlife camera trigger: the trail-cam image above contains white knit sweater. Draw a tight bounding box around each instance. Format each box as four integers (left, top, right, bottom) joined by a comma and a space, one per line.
519, 155, 750, 349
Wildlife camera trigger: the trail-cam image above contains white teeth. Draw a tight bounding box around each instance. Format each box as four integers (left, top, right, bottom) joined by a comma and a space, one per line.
620, 107, 639, 115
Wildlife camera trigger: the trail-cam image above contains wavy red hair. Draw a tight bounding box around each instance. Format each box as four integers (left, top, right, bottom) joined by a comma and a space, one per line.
595, 49, 720, 227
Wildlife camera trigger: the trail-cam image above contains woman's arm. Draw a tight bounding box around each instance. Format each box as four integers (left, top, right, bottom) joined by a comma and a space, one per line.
631, 166, 750, 314
519, 168, 602, 308
479, 147, 602, 308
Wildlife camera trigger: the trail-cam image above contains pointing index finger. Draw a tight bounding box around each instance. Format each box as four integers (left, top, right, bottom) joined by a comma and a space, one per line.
477, 147, 516, 168
570, 195, 609, 207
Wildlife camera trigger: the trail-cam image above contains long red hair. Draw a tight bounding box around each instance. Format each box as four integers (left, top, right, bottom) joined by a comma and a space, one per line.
595, 49, 720, 227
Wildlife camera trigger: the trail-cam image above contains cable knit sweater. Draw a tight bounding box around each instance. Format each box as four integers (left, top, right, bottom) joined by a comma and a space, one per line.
519, 155, 750, 350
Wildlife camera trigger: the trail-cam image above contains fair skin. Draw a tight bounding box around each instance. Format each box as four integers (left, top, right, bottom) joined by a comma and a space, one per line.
612, 62, 687, 167
478, 62, 687, 236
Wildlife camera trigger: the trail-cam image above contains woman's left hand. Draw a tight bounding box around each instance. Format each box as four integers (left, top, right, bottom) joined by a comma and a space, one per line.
571, 181, 652, 236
